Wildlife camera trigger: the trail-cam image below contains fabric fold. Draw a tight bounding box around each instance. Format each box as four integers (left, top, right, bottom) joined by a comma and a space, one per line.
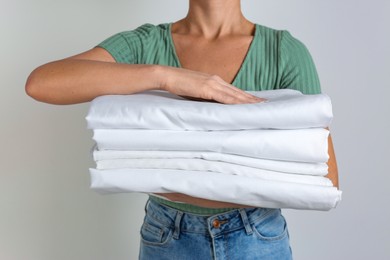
86, 89, 333, 130
89, 168, 341, 211
95, 158, 332, 186
92, 149, 328, 175
93, 128, 329, 163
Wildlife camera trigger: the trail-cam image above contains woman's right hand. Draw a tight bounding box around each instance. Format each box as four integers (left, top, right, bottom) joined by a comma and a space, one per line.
160, 66, 266, 105
25, 47, 266, 105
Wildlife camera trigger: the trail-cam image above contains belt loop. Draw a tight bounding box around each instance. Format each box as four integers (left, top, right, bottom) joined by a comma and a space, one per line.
239, 209, 253, 235
173, 211, 184, 240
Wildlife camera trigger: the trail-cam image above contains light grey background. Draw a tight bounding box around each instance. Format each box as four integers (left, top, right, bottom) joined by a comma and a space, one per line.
1, 0, 389, 259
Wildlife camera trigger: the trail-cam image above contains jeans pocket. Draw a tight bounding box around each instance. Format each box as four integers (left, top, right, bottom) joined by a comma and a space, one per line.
140, 215, 173, 246
252, 209, 288, 241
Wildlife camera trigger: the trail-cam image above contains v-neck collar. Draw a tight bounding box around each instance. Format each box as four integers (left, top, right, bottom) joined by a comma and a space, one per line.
167, 22, 259, 86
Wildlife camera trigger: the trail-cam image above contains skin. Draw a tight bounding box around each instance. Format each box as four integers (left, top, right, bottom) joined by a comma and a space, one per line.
25, 0, 339, 209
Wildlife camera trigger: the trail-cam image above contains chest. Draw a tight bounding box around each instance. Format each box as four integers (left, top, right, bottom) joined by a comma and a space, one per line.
171, 34, 255, 84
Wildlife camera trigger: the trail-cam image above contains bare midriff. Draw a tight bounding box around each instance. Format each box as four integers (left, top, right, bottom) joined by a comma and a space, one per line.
155, 193, 252, 209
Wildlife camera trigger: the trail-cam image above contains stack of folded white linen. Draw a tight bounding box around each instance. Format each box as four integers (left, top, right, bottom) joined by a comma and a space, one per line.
86, 89, 342, 211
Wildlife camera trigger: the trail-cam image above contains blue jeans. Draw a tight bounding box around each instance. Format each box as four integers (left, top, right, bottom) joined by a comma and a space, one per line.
139, 199, 292, 259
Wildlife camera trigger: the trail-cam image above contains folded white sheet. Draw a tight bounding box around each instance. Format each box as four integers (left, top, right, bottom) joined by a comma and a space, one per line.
92, 149, 328, 175
93, 128, 329, 163
87, 89, 341, 211
86, 89, 333, 131
96, 158, 332, 186
89, 168, 342, 210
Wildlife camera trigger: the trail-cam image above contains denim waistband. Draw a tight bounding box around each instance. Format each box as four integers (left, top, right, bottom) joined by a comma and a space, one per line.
145, 199, 280, 238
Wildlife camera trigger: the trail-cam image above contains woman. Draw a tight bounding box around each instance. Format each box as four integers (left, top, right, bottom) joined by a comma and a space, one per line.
26, 0, 339, 259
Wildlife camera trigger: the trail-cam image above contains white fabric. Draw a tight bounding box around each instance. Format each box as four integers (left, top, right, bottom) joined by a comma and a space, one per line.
87, 89, 342, 210
89, 168, 342, 211
86, 89, 333, 131
93, 149, 328, 175
96, 158, 332, 186
93, 128, 329, 163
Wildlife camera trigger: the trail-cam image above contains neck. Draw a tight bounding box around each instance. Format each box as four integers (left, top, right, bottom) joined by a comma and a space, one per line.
178, 0, 251, 39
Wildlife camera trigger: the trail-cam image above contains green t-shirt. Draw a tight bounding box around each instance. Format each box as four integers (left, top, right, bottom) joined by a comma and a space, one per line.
97, 22, 322, 215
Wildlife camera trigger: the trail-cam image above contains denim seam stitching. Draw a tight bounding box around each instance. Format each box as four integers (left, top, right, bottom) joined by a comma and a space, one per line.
146, 211, 175, 229
140, 226, 174, 247
249, 208, 277, 225
252, 224, 288, 241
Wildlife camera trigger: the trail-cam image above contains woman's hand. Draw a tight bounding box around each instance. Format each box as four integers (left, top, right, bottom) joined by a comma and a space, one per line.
25, 47, 266, 105
160, 66, 266, 104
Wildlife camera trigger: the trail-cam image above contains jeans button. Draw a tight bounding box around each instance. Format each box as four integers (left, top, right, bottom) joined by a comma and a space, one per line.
212, 219, 221, 229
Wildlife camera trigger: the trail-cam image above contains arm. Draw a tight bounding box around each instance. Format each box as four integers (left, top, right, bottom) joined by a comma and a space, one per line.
25, 48, 263, 105
25, 47, 165, 104
327, 132, 339, 188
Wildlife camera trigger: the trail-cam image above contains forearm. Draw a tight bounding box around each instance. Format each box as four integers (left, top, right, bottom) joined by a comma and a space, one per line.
25, 59, 164, 105
326, 134, 339, 188
26, 45, 262, 105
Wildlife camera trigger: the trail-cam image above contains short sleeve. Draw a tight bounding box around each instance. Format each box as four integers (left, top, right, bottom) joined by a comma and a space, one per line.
279, 31, 321, 94
96, 23, 155, 64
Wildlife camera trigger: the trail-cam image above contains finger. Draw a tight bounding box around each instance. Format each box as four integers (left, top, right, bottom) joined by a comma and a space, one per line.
214, 84, 266, 103
210, 87, 264, 104
215, 80, 265, 102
